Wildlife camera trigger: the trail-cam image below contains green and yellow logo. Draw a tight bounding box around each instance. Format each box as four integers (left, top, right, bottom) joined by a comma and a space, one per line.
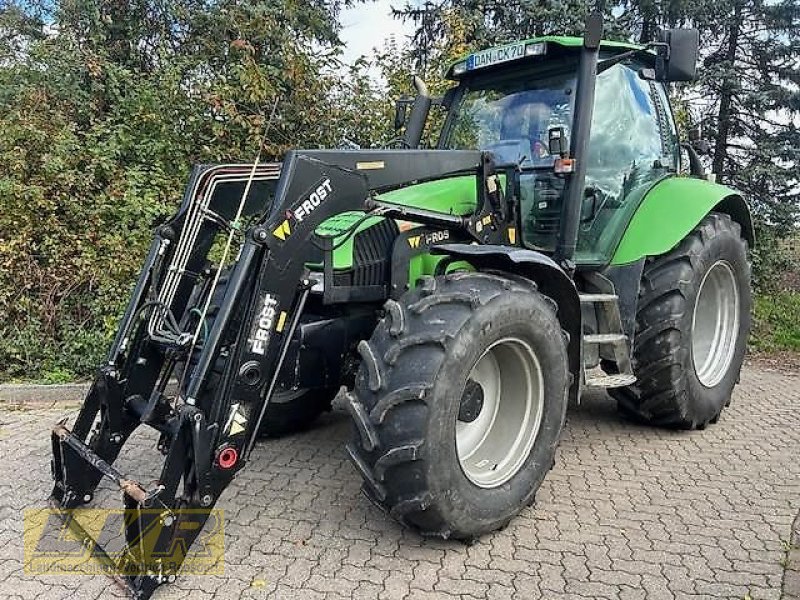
407, 230, 450, 249
24, 508, 224, 576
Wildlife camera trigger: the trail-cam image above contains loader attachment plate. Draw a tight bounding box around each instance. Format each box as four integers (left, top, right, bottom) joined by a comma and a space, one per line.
48, 421, 227, 598
49, 424, 190, 599
52, 422, 149, 506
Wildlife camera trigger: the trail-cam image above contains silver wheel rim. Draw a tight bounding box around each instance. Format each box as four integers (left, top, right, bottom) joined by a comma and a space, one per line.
691, 260, 740, 388
456, 337, 544, 488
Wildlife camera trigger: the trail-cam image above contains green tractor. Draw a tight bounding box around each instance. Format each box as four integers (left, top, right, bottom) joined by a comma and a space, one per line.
49, 9, 751, 598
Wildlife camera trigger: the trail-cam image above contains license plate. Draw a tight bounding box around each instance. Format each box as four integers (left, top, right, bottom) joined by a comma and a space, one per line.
467, 42, 526, 71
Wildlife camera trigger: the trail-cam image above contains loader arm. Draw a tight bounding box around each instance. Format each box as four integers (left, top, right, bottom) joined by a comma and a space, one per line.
50, 149, 488, 599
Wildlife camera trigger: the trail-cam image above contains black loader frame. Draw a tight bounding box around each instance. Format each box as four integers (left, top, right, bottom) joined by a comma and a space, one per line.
49, 148, 538, 598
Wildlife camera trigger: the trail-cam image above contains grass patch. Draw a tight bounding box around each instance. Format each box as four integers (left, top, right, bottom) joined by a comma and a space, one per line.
751, 292, 800, 352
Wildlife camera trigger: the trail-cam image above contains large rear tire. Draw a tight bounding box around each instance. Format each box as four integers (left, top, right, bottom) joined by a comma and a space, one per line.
614, 212, 750, 429
346, 272, 569, 539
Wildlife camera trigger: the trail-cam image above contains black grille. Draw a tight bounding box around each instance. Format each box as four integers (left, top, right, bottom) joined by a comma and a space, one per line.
333, 218, 398, 288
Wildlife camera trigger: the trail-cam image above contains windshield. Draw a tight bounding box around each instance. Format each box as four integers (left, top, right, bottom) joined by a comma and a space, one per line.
442, 71, 576, 167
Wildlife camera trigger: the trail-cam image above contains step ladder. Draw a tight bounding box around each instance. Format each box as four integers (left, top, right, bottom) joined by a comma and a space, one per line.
579, 293, 636, 388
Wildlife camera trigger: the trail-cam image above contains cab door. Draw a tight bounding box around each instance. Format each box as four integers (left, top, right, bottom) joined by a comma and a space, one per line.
574, 62, 680, 265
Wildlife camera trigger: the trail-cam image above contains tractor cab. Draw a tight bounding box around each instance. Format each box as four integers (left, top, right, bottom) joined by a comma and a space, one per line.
434, 37, 680, 265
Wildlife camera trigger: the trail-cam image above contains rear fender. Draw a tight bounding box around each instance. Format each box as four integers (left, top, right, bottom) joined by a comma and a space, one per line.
432, 244, 582, 405
612, 177, 754, 265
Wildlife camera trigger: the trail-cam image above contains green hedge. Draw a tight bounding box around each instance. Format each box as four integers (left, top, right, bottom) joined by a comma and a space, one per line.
751, 292, 800, 353
0, 1, 389, 384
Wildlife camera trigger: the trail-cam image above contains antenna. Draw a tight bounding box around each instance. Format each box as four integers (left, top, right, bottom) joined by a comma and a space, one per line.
178, 97, 281, 402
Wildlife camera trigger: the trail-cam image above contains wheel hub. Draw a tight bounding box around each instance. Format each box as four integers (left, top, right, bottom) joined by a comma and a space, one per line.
458, 379, 485, 423
455, 337, 545, 489
691, 260, 740, 388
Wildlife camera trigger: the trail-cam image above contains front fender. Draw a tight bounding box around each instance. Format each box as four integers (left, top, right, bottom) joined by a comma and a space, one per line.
611, 177, 754, 265
433, 244, 582, 405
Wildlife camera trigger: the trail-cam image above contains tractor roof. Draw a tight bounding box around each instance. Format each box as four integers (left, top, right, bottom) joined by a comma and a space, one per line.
445, 36, 646, 80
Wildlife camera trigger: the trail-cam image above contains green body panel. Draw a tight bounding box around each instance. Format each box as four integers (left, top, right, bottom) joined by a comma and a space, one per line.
376, 176, 478, 215
314, 176, 479, 271
611, 177, 747, 265
526, 35, 642, 51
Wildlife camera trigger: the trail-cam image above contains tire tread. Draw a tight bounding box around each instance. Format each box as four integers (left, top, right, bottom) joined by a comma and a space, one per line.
614, 212, 749, 429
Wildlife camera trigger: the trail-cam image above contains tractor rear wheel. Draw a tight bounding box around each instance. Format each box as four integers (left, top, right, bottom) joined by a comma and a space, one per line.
614, 212, 750, 429
346, 272, 569, 539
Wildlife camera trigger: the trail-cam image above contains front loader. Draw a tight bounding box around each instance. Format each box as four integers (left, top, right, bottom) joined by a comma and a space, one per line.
47, 7, 753, 598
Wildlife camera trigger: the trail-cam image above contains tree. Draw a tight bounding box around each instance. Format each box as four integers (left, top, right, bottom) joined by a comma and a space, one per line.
0, 0, 360, 381
697, 1, 798, 227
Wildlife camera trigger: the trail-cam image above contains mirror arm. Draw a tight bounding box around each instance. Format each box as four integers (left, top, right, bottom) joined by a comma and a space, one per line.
681, 142, 706, 178
597, 49, 639, 74
597, 42, 663, 75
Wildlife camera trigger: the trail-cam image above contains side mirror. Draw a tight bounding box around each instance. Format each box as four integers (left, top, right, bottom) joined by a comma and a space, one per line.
394, 96, 413, 131
688, 123, 712, 155
548, 126, 569, 157
655, 29, 699, 82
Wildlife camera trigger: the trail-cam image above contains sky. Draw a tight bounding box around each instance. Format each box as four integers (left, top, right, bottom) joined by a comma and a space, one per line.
339, 0, 416, 66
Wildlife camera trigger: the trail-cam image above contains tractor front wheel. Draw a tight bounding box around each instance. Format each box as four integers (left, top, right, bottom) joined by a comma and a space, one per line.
346, 272, 569, 539
614, 212, 751, 429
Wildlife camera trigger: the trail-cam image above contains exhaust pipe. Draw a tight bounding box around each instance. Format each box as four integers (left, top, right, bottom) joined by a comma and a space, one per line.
403, 75, 432, 148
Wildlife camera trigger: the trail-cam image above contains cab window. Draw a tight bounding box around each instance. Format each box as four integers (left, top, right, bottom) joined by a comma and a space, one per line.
444, 71, 575, 167
574, 63, 675, 263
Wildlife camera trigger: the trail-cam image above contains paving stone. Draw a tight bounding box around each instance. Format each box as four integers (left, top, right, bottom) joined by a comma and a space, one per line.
1, 365, 797, 600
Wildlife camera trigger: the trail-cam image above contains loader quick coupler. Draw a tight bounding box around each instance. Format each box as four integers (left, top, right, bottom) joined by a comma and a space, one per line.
51, 421, 150, 509
50, 400, 234, 598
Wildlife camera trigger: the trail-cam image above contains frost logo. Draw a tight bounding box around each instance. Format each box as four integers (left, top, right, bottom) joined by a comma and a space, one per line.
250, 293, 279, 355
293, 178, 333, 222
407, 230, 450, 249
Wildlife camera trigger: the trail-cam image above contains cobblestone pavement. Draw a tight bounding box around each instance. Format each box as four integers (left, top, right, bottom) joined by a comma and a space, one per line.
0, 364, 797, 600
